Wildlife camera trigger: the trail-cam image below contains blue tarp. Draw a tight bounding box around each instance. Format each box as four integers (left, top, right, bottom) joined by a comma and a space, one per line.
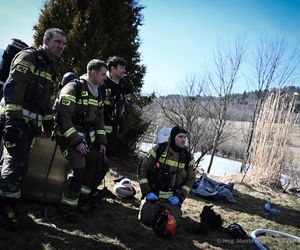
192, 174, 237, 203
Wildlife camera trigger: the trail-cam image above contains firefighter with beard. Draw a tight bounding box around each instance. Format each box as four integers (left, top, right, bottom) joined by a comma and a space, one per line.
138, 126, 196, 232
55, 59, 107, 223
0, 28, 66, 231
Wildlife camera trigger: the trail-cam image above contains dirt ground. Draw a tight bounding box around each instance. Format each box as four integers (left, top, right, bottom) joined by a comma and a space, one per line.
0, 155, 299, 250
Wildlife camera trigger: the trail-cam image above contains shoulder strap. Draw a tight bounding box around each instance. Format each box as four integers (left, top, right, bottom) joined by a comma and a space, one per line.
137, 141, 167, 178
19, 47, 41, 74
155, 142, 168, 163
97, 84, 103, 103
74, 79, 83, 103
182, 148, 191, 170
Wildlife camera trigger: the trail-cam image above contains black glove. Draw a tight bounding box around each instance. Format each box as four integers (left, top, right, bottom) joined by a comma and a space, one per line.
3, 124, 23, 143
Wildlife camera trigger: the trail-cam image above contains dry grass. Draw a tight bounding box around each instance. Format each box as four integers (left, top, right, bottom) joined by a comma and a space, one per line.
0, 156, 299, 250
248, 92, 298, 186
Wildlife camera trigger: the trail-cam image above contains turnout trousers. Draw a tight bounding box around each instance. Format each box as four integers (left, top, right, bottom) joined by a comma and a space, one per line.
0, 125, 33, 199
59, 143, 109, 207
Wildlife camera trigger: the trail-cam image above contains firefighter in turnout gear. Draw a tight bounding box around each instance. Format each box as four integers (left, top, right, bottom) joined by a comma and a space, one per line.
100, 56, 132, 155
138, 126, 196, 230
0, 28, 66, 231
55, 59, 107, 223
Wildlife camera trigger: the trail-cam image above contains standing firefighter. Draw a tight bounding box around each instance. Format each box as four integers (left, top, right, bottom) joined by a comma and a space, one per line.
138, 126, 196, 237
55, 59, 107, 223
100, 56, 132, 155
0, 28, 67, 230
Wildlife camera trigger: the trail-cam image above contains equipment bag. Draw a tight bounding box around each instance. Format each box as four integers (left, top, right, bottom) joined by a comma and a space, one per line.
200, 205, 223, 229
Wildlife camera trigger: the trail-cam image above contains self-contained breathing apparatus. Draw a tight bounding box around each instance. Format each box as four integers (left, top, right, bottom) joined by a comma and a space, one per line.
54, 77, 103, 151
0, 39, 28, 139
0, 38, 28, 95
138, 142, 191, 198
52, 72, 80, 140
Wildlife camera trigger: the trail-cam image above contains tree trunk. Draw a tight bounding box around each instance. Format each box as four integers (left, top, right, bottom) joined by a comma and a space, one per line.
207, 145, 217, 173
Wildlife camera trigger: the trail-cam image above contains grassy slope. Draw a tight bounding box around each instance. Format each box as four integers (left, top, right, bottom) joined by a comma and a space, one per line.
0, 156, 299, 250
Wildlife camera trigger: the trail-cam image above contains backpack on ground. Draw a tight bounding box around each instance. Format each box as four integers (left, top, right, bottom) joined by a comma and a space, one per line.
189, 205, 223, 234
200, 205, 223, 228
226, 223, 248, 240
152, 206, 177, 238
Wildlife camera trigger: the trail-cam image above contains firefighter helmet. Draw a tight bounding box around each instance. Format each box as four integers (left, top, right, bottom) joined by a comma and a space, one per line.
113, 178, 136, 199
59, 72, 78, 89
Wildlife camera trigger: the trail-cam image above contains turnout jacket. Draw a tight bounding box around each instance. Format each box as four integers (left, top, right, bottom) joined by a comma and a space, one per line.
55, 76, 106, 147
3, 48, 56, 131
139, 142, 196, 203
100, 76, 132, 132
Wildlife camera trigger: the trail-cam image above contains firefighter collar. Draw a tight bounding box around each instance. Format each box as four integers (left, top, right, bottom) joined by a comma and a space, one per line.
107, 71, 120, 85
80, 74, 98, 97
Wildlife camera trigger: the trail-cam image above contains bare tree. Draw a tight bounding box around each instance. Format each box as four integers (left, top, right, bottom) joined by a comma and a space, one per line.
241, 38, 299, 173
203, 38, 246, 173
157, 75, 209, 153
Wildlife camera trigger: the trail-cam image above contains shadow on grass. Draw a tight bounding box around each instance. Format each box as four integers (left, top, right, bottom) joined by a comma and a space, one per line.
0, 201, 125, 250
0, 199, 200, 250
0, 197, 265, 250
182, 216, 258, 250
189, 184, 300, 229
67, 198, 201, 250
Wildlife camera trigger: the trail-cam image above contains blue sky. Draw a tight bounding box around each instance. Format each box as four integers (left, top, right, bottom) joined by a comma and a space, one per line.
1, 0, 300, 95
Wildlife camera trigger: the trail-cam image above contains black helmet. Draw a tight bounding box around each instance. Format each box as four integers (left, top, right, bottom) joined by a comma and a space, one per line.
227, 223, 248, 240
59, 72, 78, 89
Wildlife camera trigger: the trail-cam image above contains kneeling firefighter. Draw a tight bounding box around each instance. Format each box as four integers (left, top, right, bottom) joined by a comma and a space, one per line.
55, 59, 108, 223
138, 126, 196, 237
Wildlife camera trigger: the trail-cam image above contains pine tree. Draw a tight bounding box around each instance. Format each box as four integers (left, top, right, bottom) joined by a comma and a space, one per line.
34, 0, 151, 153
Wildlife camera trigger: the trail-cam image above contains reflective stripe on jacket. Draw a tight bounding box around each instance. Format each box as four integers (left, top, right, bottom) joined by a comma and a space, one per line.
138, 142, 196, 202
56, 78, 106, 146
4, 48, 55, 128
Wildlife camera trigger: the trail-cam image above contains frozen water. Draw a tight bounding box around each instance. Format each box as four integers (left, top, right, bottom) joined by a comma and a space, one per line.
138, 142, 242, 176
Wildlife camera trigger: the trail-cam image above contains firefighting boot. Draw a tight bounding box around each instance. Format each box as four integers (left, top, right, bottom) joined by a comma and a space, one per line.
101, 187, 117, 200
59, 204, 78, 223
78, 193, 90, 212
89, 189, 102, 208
0, 197, 18, 231
89, 187, 117, 208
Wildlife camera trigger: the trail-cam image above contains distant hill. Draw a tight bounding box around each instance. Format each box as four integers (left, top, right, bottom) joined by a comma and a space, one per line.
159, 86, 300, 122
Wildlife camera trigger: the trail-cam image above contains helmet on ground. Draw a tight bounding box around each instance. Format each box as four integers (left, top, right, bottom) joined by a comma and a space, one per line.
152, 207, 177, 238
113, 178, 136, 199
227, 223, 248, 240
59, 72, 78, 89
